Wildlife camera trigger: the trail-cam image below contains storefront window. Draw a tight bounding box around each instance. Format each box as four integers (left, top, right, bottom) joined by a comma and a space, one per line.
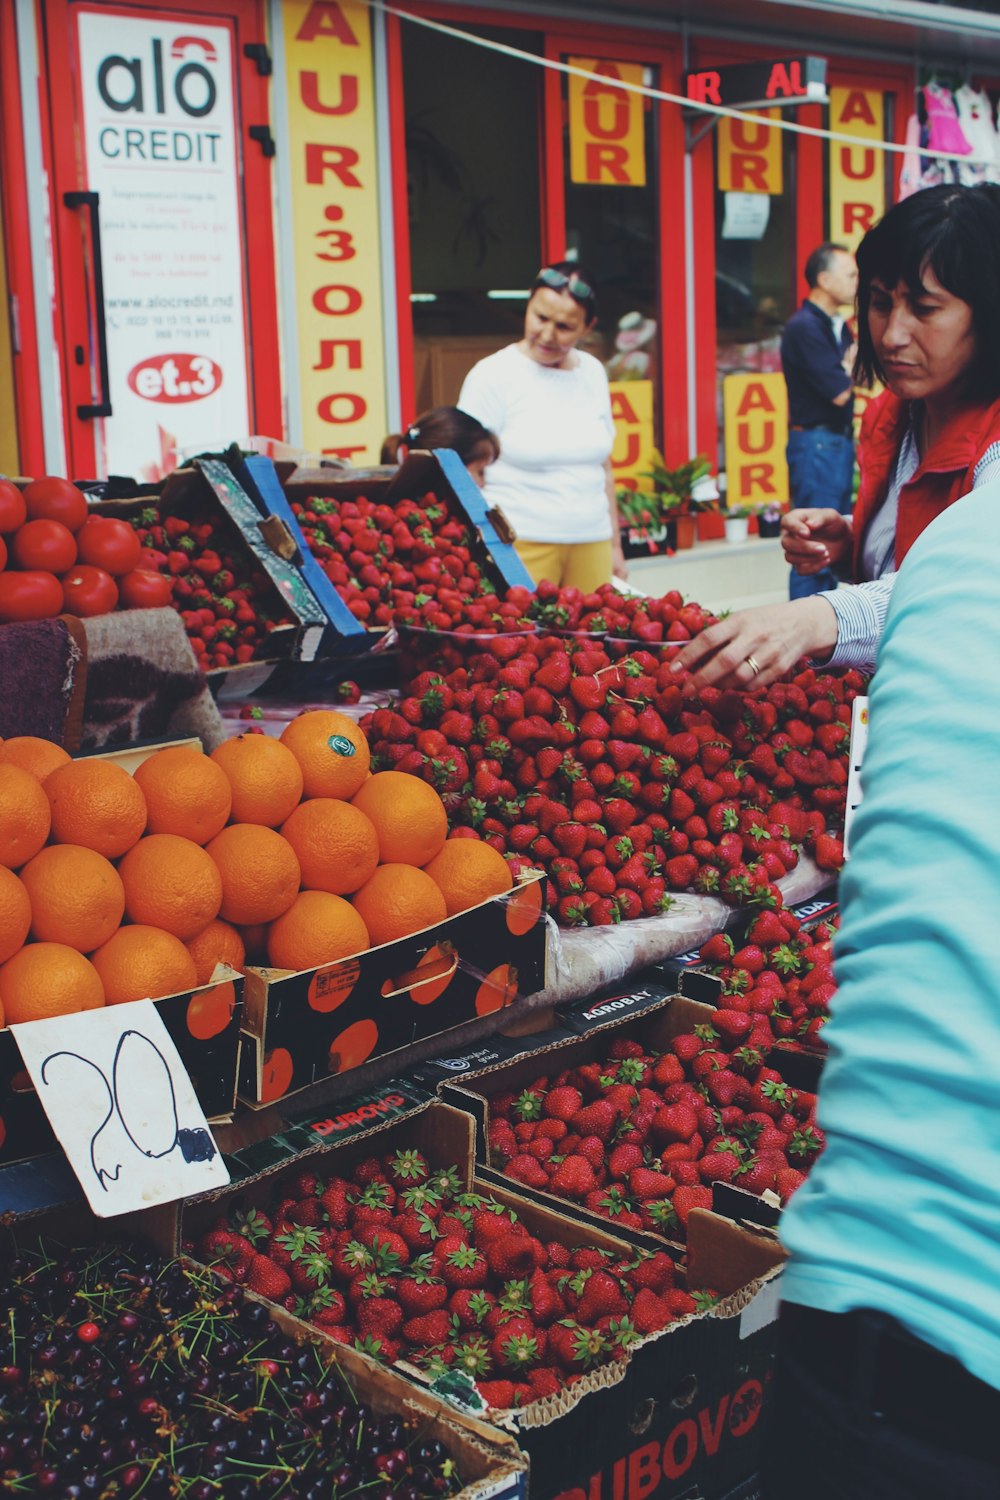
402, 23, 543, 411
714, 125, 795, 471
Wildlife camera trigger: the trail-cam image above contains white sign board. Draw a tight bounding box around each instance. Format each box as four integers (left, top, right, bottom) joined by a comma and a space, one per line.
722, 192, 771, 240
10, 1000, 229, 1216
75, 10, 250, 479
842, 694, 869, 859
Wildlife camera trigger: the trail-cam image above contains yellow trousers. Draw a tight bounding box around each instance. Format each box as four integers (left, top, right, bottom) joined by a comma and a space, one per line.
515, 539, 613, 594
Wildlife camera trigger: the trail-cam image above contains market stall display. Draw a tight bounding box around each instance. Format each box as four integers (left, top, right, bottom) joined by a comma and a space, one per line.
0, 445, 863, 1500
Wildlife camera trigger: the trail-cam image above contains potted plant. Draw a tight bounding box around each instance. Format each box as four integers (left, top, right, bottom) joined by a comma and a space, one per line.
723, 503, 753, 543
757, 502, 785, 539
619, 452, 719, 553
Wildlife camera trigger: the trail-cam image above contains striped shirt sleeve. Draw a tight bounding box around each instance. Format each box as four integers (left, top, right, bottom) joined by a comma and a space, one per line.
821, 442, 1000, 670
822, 576, 897, 670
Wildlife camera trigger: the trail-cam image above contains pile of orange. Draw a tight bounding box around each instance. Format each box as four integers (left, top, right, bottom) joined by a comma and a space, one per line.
0, 710, 516, 1026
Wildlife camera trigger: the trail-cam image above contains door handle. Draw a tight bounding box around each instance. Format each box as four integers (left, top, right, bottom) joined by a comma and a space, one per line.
63, 190, 113, 420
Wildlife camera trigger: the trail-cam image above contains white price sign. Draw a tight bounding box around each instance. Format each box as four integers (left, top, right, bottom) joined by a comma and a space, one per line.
10, 1000, 229, 1217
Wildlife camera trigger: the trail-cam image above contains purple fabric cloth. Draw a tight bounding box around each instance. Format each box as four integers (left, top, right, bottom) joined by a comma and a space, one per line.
0, 618, 84, 745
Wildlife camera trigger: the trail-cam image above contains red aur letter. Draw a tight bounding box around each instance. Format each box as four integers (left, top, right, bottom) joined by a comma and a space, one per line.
300, 71, 359, 115
305, 143, 361, 187
736, 382, 776, 416
843, 202, 876, 234
840, 90, 877, 126
582, 91, 630, 141
731, 156, 768, 192
585, 142, 630, 183
839, 147, 875, 181
738, 421, 776, 455
296, 1, 359, 45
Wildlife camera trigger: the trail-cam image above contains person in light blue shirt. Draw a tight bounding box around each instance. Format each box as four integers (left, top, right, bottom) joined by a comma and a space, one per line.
765, 481, 1000, 1499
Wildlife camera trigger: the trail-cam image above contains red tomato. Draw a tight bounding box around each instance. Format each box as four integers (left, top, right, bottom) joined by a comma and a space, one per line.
76, 517, 142, 576
61, 565, 118, 617
0, 481, 26, 534
0, 570, 64, 622
118, 569, 173, 610
13, 519, 78, 574
22, 476, 89, 533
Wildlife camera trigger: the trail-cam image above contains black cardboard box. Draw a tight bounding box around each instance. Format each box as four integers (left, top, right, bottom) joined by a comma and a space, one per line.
238, 874, 548, 1108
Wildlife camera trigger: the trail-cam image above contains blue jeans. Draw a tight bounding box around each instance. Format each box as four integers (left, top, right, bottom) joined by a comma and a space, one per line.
786, 427, 855, 599
764, 1306, 1000, 1500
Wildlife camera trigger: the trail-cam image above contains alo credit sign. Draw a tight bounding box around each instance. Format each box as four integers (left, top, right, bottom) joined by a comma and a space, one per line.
75, 9, 250, 479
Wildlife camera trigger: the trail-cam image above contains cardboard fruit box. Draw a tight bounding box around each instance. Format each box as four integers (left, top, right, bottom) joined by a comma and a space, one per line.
0, 1203, 527, 1500
281, 448, 536, 640
90, 458, 330, 665
466, 1209, 785, 1500
0, 967, 243, 1167
436, 990, 716, 1252
237, 872, 549, 1109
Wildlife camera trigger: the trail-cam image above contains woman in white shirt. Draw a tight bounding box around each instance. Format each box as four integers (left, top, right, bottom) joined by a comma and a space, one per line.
459, 263, 626, 591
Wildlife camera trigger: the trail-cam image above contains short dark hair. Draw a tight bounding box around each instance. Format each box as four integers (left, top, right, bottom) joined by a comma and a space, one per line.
854, 184, 1000, 396
530, 260, 599, 323
380, 406, 499, 466
804, 242, 850, 289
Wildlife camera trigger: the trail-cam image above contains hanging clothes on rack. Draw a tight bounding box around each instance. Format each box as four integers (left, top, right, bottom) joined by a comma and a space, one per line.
923, 81, 974, 157
955, 85, 1000, 184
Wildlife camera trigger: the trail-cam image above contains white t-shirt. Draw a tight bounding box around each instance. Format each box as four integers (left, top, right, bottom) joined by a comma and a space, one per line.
458, 343, 615, 543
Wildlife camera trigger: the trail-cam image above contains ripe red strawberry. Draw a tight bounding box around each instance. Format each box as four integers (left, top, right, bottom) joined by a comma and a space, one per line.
776, 1166, 807, 1201
484, 1233, 537, 1280
435, 1238, 488, 1289
814, 832, 845, 870
401, 1309, 455, 1348
476, 1379, 516, 1410
200, 1228, 255, 1269
549, 1156, 597, 1200
664, 854, 698, 889
245, 1255, 292, 1301
628, 1167, 675, 1203
397, 1267, 448, 1318
548, 1320, 609, 1373
543, 1085, 584, 1122
630, 1288, 672, 1336
651, 1103, 699, 1144
626, 1251, 676, 1296
576, 1270, 629, 1323
356, 1294, 405, 1342
571, 1099, 617, 1141
449, 1288, 496, 1331
671, 1185, 713, 1228
490, 1319, 543, 1373
527, 1365, 563, 1401
506, 1154, 550, 1190
607, 1142, 644, 1179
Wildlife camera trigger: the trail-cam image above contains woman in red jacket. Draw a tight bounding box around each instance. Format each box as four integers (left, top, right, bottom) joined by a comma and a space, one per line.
678, 183, 1000, 688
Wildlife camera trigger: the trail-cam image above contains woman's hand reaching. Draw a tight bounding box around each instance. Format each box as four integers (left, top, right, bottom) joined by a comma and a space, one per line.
782, 508, 853, 578
670, 597, 840, 691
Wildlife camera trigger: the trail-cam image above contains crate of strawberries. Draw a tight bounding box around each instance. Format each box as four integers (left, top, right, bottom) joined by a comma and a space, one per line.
282, 450, 535, 636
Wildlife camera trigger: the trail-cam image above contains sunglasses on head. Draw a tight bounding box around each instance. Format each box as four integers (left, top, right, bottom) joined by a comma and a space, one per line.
536, 266, 595, 303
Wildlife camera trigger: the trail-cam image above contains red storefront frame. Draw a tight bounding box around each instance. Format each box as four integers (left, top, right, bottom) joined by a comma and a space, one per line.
6, 0, 282, 480
382, 3, 689, 463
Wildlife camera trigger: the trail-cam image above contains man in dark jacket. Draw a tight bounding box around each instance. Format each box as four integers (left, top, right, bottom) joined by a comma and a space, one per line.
780, 243, 858, 598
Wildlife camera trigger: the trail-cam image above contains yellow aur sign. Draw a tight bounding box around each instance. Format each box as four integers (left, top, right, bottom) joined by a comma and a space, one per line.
829, 86, 885, 250
569, 59, 646, 186
717, 110, 782, 194
609, 380, 655, 487
723, 372, 789, 506
283, 0, 386, 461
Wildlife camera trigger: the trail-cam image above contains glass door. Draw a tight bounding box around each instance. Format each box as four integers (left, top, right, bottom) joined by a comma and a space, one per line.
41, 0, 280, 479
